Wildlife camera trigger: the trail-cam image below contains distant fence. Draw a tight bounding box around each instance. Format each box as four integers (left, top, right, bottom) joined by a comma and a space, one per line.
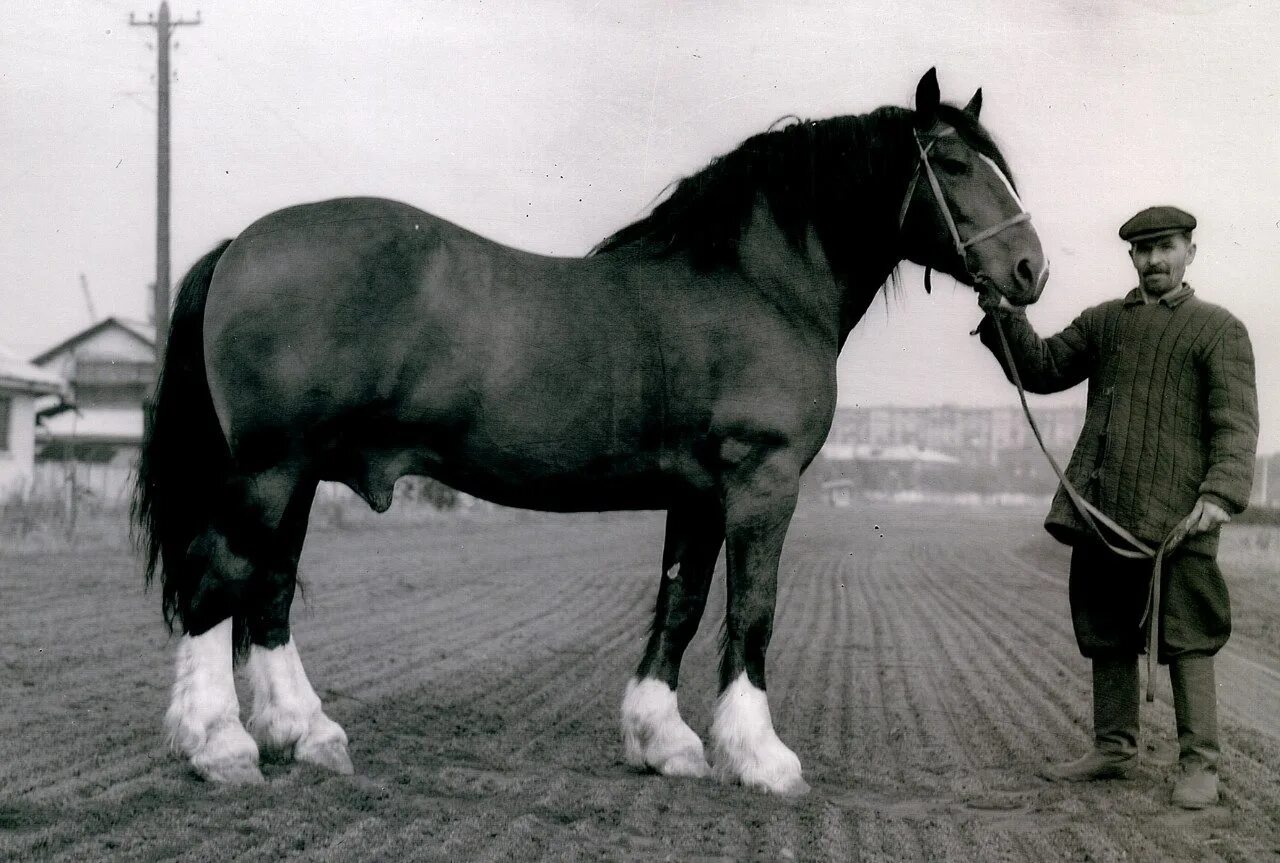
2, 470, 470, 551
29, 460, 135, 510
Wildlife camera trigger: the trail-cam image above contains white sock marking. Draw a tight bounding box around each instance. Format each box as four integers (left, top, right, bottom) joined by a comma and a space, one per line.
246, 637, 322, 746
166, 618, 260, 778
621, 677, 710, 777
710, 672, 807, 794
247, 637, 348, 752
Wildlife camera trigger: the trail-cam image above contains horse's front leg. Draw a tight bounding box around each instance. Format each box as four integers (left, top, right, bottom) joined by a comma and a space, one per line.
622, 496, 724, 778
710, 447, 808, 795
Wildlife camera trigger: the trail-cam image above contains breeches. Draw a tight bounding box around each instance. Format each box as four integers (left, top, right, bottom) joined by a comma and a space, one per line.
1068, 542, 1231, 662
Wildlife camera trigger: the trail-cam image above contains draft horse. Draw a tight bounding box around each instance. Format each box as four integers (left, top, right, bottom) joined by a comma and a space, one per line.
135, 69, 1047, 793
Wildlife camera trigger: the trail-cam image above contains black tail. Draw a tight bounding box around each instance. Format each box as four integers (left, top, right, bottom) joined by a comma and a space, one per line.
133, 239, 234, 634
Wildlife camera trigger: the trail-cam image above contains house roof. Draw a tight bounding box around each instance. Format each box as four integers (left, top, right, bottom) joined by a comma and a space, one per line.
36, 406, 144, 443
31, 316, 155, 366
0, 342, 68, 396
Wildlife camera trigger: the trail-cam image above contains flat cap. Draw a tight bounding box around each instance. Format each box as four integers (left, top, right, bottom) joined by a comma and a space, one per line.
1119, 206, 1196, 242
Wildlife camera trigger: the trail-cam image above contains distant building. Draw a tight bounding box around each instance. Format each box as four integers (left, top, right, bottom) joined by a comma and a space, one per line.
0, 342, 68, 500
30, 317, 155, 504
817, 404, 1086, 498
1254, 454, 1278, 508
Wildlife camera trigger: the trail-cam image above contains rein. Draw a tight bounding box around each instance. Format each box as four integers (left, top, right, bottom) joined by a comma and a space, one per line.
898, 124, 1178, 702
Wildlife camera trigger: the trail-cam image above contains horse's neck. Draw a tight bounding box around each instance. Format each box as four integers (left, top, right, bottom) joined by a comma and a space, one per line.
733, 206, 845, 346
736, 201, 905, 351
836, 261, 901, 349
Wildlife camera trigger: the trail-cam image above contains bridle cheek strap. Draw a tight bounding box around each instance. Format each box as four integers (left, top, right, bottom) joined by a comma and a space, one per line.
898, 128, 1033, 291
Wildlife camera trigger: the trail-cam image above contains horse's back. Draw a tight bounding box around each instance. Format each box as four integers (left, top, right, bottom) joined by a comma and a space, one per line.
204, 198, 452, 433
201, 197, 675, 504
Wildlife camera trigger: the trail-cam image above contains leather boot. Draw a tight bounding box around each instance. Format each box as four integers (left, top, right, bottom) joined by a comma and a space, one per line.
1170, 654, 1220, 809
1042, 656, 1139, 781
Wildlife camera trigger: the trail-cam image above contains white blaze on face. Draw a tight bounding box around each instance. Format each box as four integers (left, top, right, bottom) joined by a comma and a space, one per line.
975, 152, 1024, 213
974, 151, 1048, 288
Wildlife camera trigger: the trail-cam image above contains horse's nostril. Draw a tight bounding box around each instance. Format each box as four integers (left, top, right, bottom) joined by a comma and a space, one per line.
1016, 258, 1035, 286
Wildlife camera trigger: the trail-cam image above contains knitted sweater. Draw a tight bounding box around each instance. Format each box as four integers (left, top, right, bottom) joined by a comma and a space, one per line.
977, 285, 1258, 556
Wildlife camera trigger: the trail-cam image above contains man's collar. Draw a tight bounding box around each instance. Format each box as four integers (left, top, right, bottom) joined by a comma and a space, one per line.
1124, 282, 1195, 308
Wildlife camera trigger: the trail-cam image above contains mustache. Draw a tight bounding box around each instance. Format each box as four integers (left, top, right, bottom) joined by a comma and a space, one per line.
1143, 268, 1169, 275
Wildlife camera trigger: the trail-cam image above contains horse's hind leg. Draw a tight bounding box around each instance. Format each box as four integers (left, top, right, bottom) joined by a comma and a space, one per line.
167, 617, 260, 783
622, 498, 723, 778
165, 467, 304, 783
242, 478, 352, 774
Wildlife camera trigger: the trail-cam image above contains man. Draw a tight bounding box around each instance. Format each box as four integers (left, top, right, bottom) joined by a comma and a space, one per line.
976, 206, 1258, 809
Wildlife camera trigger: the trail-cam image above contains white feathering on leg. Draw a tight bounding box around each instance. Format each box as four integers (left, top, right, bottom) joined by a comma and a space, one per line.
710, 672, 807, 795
165, 618, 262, 783
621, 678, 711, 778
246, 637, 351, 774
246, 638, 322, 748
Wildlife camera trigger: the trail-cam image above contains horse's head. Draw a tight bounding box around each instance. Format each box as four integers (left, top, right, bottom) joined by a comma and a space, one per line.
898, 69, 1048, 307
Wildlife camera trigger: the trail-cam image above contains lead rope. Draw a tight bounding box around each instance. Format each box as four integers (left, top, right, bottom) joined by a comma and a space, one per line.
897, 124, 1179, 700
988, 313, 1184, 702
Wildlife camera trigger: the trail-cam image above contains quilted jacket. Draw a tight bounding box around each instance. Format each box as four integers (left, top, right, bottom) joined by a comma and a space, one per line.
977, 285, 1258, 556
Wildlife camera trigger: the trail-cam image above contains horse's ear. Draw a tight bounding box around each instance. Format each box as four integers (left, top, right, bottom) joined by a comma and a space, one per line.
964, 88, 983, 118
915, 68, 940, 127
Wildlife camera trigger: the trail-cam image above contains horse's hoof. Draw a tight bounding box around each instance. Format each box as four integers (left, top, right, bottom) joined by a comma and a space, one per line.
187, 720, 263, 784
710, 730, 808, 795
658, 749, 712, 779
714, 759, 809, 796
297, 738, 354, 775
775, 775, 810, 797
709, 673, 808, 795
195, 756, 265, 785
621, 678, 711, 780
715, 765, 810, 796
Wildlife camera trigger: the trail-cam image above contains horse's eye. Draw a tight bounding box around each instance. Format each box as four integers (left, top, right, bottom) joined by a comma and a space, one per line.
935, 157, 968, 174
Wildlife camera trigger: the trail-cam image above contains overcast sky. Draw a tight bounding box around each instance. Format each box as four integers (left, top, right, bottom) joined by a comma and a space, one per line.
3, 0, 1278, 449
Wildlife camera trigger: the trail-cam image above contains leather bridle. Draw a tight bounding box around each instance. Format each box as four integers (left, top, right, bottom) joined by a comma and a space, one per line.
897, 126, 1033, 294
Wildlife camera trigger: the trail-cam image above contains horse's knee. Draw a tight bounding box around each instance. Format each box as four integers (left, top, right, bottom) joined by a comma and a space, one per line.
246, 566, 298, 649
182, 530, 256, 636
182, 519, 301, 646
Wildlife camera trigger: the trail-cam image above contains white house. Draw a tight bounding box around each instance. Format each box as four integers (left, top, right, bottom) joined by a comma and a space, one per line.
30, 317, 155, 504
0, 342, 68, 500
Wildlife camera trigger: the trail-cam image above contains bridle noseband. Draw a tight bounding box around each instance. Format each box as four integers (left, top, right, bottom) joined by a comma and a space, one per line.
897, 126, 1033, 291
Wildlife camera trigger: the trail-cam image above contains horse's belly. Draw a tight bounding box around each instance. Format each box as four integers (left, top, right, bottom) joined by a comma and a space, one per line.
321, 398, 702, 513
438, 433, 697, 511
449, 471, 676, 513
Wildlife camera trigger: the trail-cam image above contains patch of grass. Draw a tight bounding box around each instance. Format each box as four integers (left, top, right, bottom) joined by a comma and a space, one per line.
1219, 523, 1280, 656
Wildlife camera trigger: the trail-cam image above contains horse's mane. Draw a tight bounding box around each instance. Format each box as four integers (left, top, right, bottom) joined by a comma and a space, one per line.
592, 103, 1014, 290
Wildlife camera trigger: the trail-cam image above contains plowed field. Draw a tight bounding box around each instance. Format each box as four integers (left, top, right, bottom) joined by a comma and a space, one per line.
2, 504, 1278, 862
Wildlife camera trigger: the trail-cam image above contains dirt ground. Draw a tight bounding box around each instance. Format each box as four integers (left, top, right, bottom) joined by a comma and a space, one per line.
1, 503, 1278, 862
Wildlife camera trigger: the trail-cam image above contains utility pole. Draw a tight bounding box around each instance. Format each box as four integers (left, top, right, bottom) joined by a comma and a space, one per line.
78, 273, 97, 323
130, 2, 201, 376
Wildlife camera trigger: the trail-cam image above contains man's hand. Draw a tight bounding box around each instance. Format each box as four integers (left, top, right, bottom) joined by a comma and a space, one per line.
1168, 496, 1232, 547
